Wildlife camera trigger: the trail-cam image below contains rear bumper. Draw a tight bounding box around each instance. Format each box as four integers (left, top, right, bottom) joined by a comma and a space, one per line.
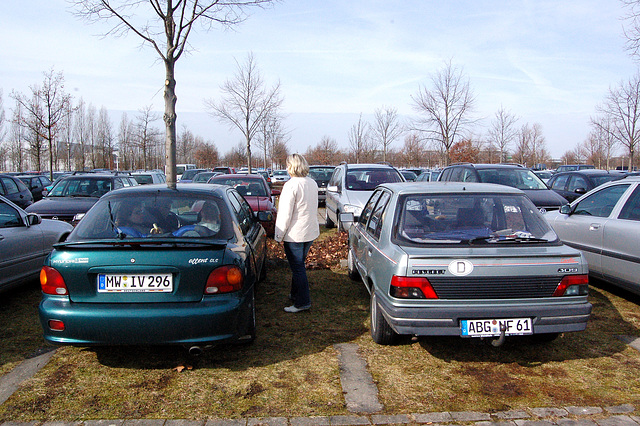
39, 294, 251, 346
377, 296, 592, 336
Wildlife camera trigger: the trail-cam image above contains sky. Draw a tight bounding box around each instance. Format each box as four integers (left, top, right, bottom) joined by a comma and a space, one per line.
1, 0, 639, 160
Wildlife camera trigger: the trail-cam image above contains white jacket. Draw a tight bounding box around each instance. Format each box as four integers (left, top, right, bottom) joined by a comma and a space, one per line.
274, 176, 320, 243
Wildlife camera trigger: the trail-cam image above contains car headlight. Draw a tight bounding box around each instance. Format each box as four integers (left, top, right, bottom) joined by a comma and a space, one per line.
73, 213, 85, 222
342, 204, 363, 217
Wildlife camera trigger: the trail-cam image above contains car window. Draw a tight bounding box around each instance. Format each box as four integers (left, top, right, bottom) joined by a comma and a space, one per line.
573, 184, 630, 217
0, 177, 19, 195
568, 176, 588, 192
211, 178, 267, 196
359, 190, 383, 226
345, 168, 402, 191
69, 193, 233, 240
229, 190, 256, 235
395, 193, 556, 245
550, 174, 569, 190
366, 191, 391, 240
618, 186, 640, 221
0, 201, 22, 228
461, 169, 478, 182
329, 168, 343, 190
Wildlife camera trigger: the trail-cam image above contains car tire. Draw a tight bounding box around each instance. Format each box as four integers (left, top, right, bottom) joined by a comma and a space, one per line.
348, 249, 360, 281
325, 208, 335, 228
237, 287, 256, 344
370, 292, 398, 345
258, 256, 267, 282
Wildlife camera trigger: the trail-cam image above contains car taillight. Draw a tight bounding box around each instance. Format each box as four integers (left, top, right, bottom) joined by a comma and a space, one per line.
390, 275, 438, 299
40, 266, 68, 295
205, 265, 244, 294
553, 274, 589, 296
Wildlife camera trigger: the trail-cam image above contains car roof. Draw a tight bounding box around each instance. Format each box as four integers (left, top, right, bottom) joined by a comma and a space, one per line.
210, 173, 263, 179
553, 169, 619, 176
102, 182, 230, 197
448, 163, 525, 170
379, 181, 525, 195
340, 163, 398, 170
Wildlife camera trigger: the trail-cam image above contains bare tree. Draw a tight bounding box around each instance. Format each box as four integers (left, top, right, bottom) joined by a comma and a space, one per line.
590, 115, 618, 169
622, 0, 640, 60
70, 0, 274, 186
372, 106, 404, 163
348, 113, 372, 163
487, 106, 519, 163
594, 72, 640, 169
411, 60, 475, 166
305, 135, 339, 165
135, 105, 161, 170
11, 69, 71, 178
206, 53, 283, 172
400, 133, 426, 167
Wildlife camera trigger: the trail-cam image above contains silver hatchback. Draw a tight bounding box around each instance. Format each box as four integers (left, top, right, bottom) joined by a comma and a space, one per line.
345, 182, 592, 345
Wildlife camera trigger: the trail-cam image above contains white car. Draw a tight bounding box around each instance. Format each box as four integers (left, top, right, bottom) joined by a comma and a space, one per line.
545, 176, 640, 295
272, 170, 290, 183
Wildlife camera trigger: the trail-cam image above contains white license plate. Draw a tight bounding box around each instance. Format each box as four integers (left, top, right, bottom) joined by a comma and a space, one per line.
98, 273, 173, 293
461, 318, 533, 337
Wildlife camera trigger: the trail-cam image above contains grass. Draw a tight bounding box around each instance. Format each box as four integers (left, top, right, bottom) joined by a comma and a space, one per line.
1, 228, 640, 421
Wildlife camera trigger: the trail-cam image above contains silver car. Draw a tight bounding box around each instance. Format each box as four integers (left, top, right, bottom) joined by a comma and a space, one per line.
345, 182, 592, 345
545, 176, 640, 295
0, 194, 74, 292
325, 163, 404, 231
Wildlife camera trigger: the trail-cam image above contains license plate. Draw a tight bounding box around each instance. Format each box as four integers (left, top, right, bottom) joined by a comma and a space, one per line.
98, 273, 173, 293
461, 318, 533, 337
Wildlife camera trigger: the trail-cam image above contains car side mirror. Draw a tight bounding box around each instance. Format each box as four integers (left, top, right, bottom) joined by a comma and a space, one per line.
574, 187, 586, 194
340, 212, 355, 223
327, 185, 339, 193
559, 204, 572, 215
257, 211, 273, 222
27, 213, 42, 226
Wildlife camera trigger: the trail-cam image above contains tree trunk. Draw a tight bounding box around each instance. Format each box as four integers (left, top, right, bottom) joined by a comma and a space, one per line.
164, 59, 178, 188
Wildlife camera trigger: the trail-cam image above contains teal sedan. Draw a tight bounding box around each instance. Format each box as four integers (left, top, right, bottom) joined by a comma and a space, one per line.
39, 184, 269, 353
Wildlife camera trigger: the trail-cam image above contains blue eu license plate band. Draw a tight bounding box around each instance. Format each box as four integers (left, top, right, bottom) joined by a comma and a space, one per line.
461, 318, 533, 337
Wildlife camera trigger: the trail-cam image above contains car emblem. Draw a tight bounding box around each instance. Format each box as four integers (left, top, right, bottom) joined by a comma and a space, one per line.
52, 216, 58, 220
448, 259, 473, 276
130, 258, 136, 263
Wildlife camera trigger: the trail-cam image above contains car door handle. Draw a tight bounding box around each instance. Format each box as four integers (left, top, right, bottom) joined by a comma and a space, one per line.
589, 223, 600, 231
367, 248, 373, 257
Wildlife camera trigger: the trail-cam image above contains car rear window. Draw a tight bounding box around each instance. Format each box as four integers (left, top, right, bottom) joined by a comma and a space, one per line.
210, 178, 267, 196
346, 168, 403, 191
394, 193, 556, 245
69, 193, 234, 241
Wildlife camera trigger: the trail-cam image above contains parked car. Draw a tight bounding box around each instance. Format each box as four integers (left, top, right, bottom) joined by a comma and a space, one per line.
400, 170, 418, 182
272, 170, 290, 183
344, 182, 591, 345
38, 183, 269, 350
0, 174, 34, 209
179, 168, 209, 183
132, 171, 166, 185
26, 172, 138, 224
438, 163, 568, 211
213, 166, 236, 175
176, 163, 197, 180
544, 176, 640, 296
416, 170, 441, 182
207, 174, 279, 237
0, 195, 73, 293
546, 169, 625, 203
15, 174, 52, 202
308, 165, 335, 205
325, 162, 404, 231
533, 170, 554, 184
556, 164, 595, 173
256, 170, 272, 188
192, 171, 221, 183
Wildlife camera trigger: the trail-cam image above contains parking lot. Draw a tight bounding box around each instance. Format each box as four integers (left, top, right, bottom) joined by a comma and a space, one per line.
2, 214, 640, 423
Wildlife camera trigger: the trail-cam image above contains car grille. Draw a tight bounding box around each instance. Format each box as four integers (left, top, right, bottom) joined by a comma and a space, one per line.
428, 276, 561, 299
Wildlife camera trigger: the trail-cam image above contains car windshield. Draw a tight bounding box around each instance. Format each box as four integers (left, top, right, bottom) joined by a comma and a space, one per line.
274, 170, 288, 176
478, 168, 548, 190
346, 168, 403, 191
49, 178, 112, 197
591, 175, 619, 187
133, 175, 154, 185
210, 178, 267, 197
395, 193, 557, 245
69, 193, 233, 241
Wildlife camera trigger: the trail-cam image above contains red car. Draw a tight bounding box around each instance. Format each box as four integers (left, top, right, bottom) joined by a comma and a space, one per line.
207, 174, 279, 237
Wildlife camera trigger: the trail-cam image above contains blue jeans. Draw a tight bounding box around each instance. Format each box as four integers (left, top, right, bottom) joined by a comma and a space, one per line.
283, 241, 313, 308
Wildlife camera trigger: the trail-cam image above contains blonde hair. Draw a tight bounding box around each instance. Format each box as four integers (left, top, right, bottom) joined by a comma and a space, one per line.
286, 153, 309, 177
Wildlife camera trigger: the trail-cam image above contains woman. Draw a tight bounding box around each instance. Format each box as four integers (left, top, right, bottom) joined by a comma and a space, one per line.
274, 154, 320, 313
115, 201, 152, 236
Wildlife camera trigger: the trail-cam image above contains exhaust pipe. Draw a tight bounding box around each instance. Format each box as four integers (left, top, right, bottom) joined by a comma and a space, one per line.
188, 346, 203, 356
